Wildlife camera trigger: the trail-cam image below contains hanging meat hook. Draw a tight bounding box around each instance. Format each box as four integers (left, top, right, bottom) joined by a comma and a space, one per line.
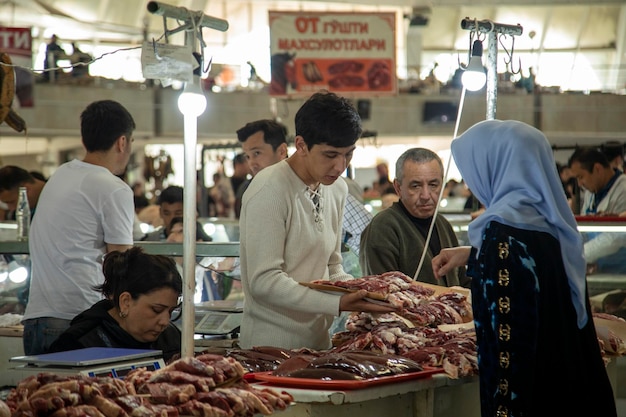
499, 34, 522, 75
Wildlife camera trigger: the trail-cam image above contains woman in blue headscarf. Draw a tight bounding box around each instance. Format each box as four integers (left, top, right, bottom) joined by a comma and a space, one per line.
432, 120, 616, 417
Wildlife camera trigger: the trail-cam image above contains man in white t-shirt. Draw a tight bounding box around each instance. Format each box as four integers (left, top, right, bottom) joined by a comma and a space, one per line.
22, 100, 136, 355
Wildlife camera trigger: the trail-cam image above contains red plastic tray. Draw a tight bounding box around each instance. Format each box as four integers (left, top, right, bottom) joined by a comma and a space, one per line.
575, 215, 626, 222
250, 366, 443, 390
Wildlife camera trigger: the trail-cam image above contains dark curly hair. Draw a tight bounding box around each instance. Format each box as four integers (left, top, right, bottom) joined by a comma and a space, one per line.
95, 247, 182, 308
295, 90, 362, 149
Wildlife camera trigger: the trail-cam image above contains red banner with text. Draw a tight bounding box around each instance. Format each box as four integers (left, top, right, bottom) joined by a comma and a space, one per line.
0, 27, 34, 107
268, 11, 397, 97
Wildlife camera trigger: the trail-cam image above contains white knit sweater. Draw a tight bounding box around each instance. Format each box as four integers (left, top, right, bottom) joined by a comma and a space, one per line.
239, 160, 352, 350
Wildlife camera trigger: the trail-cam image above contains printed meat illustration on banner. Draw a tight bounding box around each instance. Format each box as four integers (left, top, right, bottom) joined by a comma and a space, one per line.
269, 11, 397, 96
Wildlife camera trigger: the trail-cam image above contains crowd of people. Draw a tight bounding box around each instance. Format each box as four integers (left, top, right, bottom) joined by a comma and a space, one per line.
0, 91, 622, 416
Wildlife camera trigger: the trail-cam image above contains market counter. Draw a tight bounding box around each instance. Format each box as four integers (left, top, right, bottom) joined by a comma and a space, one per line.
0, 326, 23, 387
263, 361, 626, 417
257, 373, 480, 417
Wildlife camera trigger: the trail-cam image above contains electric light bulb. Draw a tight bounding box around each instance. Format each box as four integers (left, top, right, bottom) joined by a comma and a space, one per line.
177, 76, 207, 117
7, 259, 27, 283
462, 40, 487, 91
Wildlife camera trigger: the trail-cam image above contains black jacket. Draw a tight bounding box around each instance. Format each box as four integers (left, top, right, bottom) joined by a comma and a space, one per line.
48, 299, 181, 362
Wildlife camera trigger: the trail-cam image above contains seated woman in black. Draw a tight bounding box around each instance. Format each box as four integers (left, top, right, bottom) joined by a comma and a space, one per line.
48, 246, 182, 362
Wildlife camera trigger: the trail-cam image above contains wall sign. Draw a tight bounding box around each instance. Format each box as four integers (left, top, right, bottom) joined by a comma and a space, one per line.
0, 27, 34, 107
269, 11, 397, 97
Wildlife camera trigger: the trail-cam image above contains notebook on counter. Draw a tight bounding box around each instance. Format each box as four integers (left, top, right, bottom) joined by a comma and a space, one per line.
10, 347, 163, 367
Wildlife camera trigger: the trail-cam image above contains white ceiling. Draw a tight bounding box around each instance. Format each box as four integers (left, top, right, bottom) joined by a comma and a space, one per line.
0, 0, 624, 160
0, 0, 621, 90
3, 0, 623, 55
1, 0, 621, 92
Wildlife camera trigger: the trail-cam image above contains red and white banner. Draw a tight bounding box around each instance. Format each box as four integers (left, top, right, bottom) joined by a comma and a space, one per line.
0, 27, 32, 58
0, 27, 34, 107
268, 11, 397, 97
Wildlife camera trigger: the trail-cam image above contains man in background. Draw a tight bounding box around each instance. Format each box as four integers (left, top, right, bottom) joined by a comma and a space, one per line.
600, 141, 624, 173
360, 147, 469, 287
568, 146, 626, 274
230, 153, 250, 215
43, 34, 67, 82
0, 166, 48, 313
142, 185, 184, 241
236, 118, 371, 274
235, 119, 289, 218
569, 146, 626, 216
23, 100, 136, 355
0, 166, 47, 220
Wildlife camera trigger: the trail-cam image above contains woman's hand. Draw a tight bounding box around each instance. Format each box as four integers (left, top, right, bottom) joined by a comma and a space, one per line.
432, 246, 472, 278
339, 290, 399, 314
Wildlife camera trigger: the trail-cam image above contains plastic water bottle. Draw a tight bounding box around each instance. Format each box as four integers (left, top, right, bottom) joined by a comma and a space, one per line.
16, 186, 30, 241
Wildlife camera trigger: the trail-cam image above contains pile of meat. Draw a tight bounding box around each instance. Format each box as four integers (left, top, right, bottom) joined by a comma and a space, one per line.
215, 273, 626, 384
218, 273, 479, 380
311, 271, 478, 378
272, 350, 423, 380
222, 346, 302, 373
3, 353, 293, 417
332, 317, 478, 379
312, 271, 472, 326
593, 312, 626, 362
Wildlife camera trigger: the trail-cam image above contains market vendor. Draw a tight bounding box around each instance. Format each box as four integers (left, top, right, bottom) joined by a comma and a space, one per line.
359, 148, 470, 287
48, 247, 182, 362
239, 91, 397, 351
568, 146, 626, 274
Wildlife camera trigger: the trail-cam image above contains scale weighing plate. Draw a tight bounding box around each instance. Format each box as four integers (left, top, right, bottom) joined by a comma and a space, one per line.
194, 300, 243, 335
9, 347, 165, 378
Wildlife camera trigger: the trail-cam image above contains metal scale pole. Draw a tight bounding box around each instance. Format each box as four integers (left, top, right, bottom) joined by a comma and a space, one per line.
147, 1, 228, 358
461, 18, 523, 120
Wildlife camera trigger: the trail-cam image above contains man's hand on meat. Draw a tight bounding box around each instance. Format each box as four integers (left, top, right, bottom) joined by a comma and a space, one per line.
339, 289, 399, 314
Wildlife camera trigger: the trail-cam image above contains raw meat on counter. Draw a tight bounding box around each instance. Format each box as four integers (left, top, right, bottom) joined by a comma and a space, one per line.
312, 270, 433, 298
223, 346, 321, 373
3, 353, 293, 417
211, 275, 626, 383
272, 351, 423, 380
311, 271, 473, 325
216, 325, 478, 380
332, 321, 479, 379
215, 274, 480, 380
593, 312, 626, 357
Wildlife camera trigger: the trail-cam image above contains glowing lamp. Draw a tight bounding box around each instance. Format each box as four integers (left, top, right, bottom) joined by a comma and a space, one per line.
7, 258, 27, 283
462, 40, 487, 91
177, 76, 207, 117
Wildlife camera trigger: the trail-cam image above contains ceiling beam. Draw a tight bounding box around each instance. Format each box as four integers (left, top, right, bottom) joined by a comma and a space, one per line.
311, 0, 625, 5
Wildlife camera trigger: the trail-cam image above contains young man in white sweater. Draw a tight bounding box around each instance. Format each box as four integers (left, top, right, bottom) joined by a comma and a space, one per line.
238, 91, 396, 350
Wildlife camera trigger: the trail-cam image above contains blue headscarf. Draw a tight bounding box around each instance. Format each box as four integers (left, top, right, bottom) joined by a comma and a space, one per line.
451, 119, 587, 328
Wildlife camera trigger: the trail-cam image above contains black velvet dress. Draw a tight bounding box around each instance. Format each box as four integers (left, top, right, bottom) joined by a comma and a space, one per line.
467, 221, 616, 417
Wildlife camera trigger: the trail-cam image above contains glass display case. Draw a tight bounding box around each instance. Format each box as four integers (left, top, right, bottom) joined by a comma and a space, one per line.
1, 215, 624, 310
444, 213, 626, 299
0, 219, 242, 314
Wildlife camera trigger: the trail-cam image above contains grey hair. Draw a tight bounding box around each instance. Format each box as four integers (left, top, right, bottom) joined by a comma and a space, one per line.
395, 148, 444, 183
